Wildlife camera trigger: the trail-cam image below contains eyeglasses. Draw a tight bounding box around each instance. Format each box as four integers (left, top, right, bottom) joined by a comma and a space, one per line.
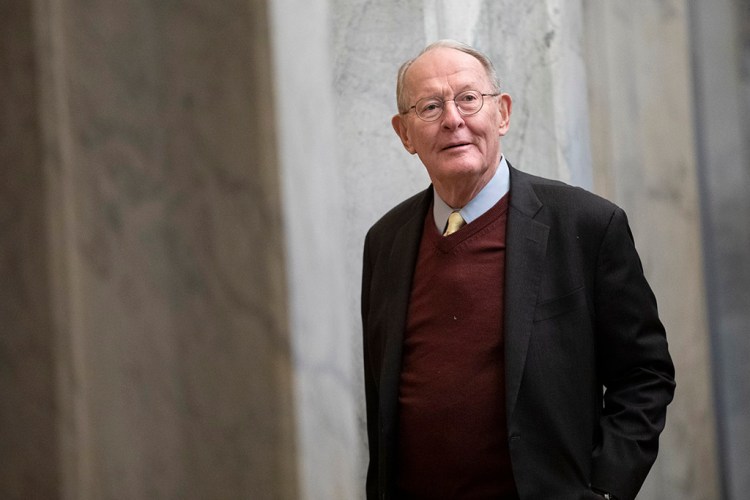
402, 90, 500, 122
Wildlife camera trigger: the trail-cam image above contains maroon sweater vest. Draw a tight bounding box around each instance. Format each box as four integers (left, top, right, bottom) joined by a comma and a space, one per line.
397, 194, 518, 499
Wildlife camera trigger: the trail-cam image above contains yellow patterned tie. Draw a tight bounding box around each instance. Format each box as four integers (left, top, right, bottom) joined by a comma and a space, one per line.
443, 210, 466, 236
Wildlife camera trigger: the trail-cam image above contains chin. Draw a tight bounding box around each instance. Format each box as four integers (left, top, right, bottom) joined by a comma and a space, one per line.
438, 160, 487, 179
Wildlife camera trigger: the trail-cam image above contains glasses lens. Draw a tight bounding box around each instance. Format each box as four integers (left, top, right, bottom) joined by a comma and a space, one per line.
412, 91, 487, 121
415, 97, 443, 121
455, 91, 483, 115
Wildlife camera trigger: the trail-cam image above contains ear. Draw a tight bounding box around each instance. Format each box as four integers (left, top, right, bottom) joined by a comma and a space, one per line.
391, 114, 417, 154
497, 93, 512, 137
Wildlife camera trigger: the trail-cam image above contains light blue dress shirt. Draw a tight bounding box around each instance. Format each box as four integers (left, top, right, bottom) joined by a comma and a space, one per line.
432, 156, 510, 233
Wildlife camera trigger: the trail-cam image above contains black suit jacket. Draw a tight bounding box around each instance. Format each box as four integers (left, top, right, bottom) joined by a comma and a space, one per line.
361, 165, 675, 500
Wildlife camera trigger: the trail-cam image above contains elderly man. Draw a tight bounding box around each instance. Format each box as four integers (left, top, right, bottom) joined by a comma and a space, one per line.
361, 40, 675, 500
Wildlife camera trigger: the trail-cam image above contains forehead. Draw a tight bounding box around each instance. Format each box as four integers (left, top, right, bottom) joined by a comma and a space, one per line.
404, 47, 490, 95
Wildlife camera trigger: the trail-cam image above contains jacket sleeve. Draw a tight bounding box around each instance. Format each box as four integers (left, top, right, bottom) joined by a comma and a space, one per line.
590, 207, 676, 500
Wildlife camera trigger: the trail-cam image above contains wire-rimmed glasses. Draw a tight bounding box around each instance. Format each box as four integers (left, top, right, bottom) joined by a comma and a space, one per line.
402, 90, 500, 122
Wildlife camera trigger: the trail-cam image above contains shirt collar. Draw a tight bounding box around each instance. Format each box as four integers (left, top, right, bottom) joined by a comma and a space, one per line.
432, 156, 510, 232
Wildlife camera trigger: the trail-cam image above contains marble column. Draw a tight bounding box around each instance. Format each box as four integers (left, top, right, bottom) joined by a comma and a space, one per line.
23, 0, 297, 498
0, 1, 59, 498
583, 1, 720, 498
268, 0, 359, 498
689, 0, 750, 498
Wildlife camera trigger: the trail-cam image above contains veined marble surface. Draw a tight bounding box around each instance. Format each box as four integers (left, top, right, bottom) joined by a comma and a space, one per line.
33, 0, 296, 498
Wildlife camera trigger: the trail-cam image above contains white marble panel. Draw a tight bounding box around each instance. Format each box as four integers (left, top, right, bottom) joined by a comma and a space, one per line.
269, 0, 360, 498
422, 0, 484, 45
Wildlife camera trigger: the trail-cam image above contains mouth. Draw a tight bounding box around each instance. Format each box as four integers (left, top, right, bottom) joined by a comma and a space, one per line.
442, 142, 472, 151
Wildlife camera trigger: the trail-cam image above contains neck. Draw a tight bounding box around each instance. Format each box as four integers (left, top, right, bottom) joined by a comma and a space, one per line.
433, 162, 499, 208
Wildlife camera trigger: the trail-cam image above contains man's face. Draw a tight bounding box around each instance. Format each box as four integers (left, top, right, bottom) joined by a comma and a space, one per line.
392, 48, 511, 202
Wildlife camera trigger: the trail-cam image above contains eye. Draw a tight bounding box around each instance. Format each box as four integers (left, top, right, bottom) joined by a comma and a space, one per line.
457, 92, 479, 103
418, 99, 443, 113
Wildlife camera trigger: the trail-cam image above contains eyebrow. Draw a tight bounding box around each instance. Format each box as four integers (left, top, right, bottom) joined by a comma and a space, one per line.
413, 85, 482, 101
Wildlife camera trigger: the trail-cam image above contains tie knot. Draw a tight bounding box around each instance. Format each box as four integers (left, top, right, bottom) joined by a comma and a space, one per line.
443, 210, 466, 236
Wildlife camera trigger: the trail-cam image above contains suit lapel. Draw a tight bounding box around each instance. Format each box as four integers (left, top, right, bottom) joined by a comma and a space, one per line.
505, 166, 549, 421
379, 189, 432, 436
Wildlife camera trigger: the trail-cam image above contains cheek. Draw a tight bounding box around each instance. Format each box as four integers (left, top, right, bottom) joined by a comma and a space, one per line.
413, 134, 437, 155
476, 125, 499, 151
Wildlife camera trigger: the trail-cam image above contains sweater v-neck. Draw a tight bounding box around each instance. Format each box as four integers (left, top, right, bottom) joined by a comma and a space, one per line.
427, 193, 509, 254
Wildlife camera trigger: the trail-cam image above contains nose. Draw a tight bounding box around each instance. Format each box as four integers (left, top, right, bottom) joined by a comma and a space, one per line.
440, 100, 464, 129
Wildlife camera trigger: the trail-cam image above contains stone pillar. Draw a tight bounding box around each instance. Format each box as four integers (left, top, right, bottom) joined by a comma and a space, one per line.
689, 0, 750, 498
5, 0, 298, 498
0, 1, 59, 498
268, 0, 360, 498
583, 1, 720, 498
